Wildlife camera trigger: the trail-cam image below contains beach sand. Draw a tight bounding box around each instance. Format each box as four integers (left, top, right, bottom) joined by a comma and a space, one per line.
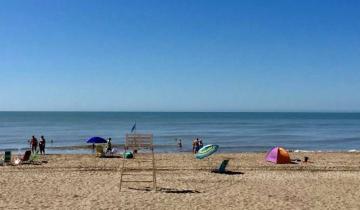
1, 152, 360, 209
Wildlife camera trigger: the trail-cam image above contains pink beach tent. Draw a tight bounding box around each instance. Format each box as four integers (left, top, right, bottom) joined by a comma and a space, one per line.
265, 147, 291, 164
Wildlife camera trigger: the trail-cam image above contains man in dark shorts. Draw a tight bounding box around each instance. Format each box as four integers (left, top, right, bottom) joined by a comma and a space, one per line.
198, 139, 203, 149
39, 136, 46, 155
193, 138, 200, 153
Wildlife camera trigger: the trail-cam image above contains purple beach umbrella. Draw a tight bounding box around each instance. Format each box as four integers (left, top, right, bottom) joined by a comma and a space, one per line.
86, 137, 107, 144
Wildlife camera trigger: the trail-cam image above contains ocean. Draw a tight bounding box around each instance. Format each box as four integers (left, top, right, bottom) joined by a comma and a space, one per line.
0, 112, 360, 154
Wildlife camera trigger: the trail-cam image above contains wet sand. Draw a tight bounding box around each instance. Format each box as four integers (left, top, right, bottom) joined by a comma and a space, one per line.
1, 152, 360, 209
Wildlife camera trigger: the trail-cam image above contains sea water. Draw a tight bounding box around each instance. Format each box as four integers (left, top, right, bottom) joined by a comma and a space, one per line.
0, 112, 360, 154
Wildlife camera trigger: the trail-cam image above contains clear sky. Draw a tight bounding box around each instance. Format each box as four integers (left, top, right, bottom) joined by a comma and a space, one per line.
0, 0, 359, 112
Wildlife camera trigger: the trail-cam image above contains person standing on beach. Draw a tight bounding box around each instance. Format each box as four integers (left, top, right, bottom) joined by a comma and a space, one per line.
30, 136, 38, 153
195, 138, 201, 153
39, 136, 46, 155
192, 138, 200, 154
198, 138, 203, 149
106, 138, 112, 153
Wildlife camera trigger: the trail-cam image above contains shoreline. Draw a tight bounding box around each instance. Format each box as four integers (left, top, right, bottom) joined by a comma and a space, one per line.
1, 144, 359, 154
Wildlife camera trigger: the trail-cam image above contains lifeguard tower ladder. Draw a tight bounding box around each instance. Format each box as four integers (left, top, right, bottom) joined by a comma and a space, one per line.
119, 133, 156, 191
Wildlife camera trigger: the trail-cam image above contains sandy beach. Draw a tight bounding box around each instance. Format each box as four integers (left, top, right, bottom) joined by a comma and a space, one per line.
1, 152, 360, 209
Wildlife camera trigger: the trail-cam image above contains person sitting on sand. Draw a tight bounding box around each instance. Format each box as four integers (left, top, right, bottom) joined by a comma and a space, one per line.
30, 136, 38, 153
39, 136, 46, 155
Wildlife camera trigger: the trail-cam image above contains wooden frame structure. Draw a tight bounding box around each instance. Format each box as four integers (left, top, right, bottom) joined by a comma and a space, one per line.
119, 133, 156, 191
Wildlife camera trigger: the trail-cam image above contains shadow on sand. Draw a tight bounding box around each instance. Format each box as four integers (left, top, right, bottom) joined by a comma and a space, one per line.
128, 187, 201, 193
211, 170, 244, 175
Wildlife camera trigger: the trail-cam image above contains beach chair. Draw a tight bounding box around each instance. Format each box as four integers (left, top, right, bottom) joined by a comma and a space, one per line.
96, 145, 105, 157
4, 151, 12, 164
13, 150, 31, 165
104, 148, 118, 157
0, 151, 10, 166
111, 148, 118, 155
21, 150, 32, 163
212, 159, 230, 174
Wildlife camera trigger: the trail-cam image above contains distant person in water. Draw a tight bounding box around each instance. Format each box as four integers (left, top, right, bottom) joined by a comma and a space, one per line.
177, 139, 182, 148
39, 136, 46, 155
30, 136, 38, 153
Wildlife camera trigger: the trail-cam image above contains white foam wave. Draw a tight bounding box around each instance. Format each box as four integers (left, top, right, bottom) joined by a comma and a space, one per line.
294, 150, 315, 153
348, 149, 359, 153
294, 149, 360, 153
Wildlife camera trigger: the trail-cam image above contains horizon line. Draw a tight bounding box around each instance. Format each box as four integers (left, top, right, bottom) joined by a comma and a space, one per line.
1, 110, 360, 113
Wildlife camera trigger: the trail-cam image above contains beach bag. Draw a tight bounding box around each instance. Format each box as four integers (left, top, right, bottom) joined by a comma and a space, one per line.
123, 152, 133, 159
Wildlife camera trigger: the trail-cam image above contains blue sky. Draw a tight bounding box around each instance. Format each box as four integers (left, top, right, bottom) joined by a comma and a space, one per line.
0, 0, 359, 112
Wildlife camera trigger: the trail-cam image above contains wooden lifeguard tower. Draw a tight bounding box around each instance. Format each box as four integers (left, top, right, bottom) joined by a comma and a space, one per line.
119, 133, 157, 191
